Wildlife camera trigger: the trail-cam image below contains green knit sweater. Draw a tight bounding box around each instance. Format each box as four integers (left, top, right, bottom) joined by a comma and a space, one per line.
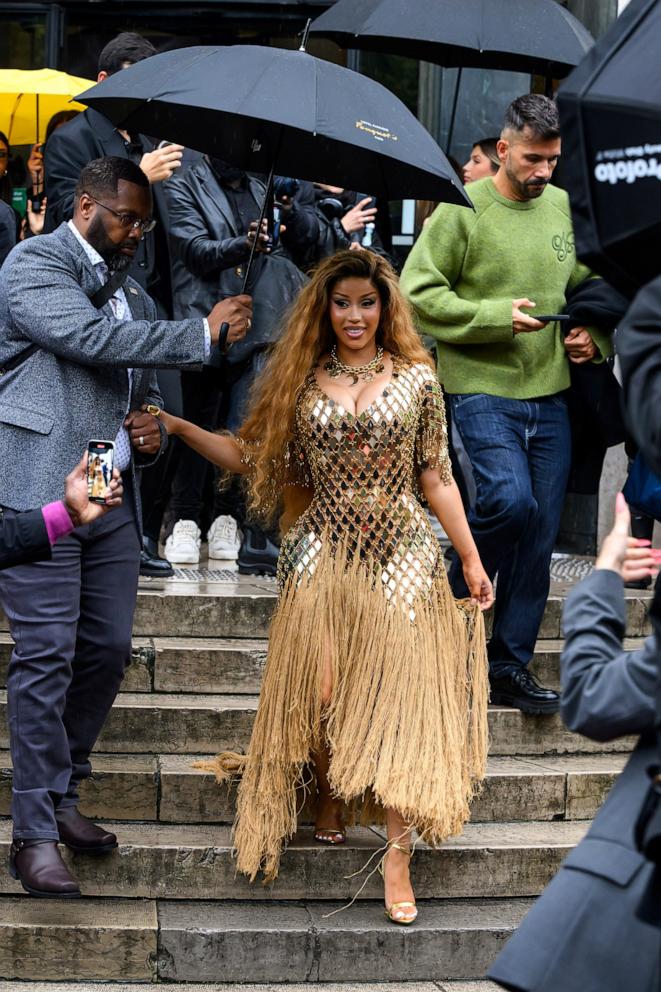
400, 177, 612, 399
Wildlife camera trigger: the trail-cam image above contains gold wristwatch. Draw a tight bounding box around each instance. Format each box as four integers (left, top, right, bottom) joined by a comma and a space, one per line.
146, 404, 162, 418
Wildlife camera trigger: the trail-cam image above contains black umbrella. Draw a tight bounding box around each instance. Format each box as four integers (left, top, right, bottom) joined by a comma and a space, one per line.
558, 0, 661, 297
309, 0, 593, 150
76, 44, 467, 206
309, 0, 593, 75
77, 41, 468, 347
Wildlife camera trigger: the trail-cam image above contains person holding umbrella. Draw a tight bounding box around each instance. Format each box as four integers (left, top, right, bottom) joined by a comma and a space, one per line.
153, 248, 492, 924
401, 94, 613, 716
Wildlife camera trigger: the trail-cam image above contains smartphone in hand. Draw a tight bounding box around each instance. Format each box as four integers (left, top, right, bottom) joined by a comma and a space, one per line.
87, 440, 115, 504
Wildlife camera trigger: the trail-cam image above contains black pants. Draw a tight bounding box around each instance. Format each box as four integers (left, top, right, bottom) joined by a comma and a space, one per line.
170, 351, 269, 531
141, 369, 183, 542
169, 366, 226, 529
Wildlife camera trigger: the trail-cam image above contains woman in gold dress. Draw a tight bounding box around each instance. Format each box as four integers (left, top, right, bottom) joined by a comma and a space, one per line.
156, 250, 493, 924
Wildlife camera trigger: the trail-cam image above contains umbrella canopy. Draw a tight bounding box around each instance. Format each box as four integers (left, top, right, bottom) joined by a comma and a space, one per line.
558, 0, 661, 297
309, 0, 593, 76
0, 68, 94, 145
75, 44, 469, 204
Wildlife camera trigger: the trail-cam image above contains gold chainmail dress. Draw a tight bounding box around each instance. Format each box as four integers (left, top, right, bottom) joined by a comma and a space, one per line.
203, 356, 488, 883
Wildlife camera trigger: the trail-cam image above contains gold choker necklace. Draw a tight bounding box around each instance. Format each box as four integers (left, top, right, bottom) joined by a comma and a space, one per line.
325, 346, 385, 385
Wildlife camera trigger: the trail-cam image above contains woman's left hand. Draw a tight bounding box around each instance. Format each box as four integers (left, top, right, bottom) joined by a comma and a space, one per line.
461, 557, 494, 611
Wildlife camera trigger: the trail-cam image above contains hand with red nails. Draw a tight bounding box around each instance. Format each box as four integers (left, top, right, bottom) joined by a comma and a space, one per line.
595, 492, 661, 583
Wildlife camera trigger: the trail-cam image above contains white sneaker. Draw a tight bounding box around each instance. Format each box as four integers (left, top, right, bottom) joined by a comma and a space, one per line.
164, 520, 202, 564
207, 514, 241, 560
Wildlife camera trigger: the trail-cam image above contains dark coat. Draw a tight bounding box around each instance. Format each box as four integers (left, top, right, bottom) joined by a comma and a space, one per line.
305, 188, 392, 268
163, 157, 307, 364
0, 508, 51, 570
564, 277, 628, 494
0, 200, 16, 269
43, 108, 188, 316
618, 274, 661, 479
488, 569, 661, 992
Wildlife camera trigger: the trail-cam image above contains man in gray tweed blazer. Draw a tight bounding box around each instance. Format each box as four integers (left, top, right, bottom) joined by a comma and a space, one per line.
0, 155, 252, 897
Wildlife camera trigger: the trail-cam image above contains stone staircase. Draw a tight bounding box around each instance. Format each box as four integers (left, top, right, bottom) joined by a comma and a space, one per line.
0, 571, 650, 986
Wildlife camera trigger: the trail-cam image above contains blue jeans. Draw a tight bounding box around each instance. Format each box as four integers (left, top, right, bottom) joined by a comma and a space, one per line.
448, 393, 571, 676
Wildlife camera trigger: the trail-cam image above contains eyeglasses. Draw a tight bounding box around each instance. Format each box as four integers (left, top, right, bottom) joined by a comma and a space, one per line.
87, 194, 156, 233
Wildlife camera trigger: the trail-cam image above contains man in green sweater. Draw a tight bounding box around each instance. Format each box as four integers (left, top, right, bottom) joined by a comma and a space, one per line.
401, 94, 612, 716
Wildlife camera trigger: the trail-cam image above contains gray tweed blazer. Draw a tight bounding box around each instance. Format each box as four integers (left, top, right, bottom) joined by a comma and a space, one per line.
0, 221, 207, 526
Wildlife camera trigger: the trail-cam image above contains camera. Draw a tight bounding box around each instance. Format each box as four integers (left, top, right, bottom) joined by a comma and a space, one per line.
317, 196, 344, 221
270, 177, 301, 248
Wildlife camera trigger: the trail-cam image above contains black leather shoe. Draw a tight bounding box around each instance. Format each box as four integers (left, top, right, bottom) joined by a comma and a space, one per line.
55, 807, 118, 854
9, 839, 81, 898
237, 525, 279, 577
140, 536, 174, 578
490, 668, 560, 715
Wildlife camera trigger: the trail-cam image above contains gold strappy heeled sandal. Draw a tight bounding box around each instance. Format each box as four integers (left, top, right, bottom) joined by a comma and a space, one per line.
314, 795, 346, 845
379, 841, 418, 925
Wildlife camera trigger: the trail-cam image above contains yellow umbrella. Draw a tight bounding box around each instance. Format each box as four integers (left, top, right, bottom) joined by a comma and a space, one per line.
0, 68, 95, 145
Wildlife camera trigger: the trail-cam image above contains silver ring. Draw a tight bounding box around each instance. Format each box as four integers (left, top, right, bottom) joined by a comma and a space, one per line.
139, 435, 145, 446
246, 318, 252, 331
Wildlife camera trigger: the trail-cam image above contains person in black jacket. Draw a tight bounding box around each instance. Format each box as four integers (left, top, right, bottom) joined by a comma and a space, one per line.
618, 274, 661, 479
43, 32, 188, 579
163, 156, 308, 573
1, 454, 123, 571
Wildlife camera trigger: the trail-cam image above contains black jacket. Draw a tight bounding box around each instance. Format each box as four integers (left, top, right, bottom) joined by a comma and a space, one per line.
307, 188, 391, 267
43, 108, 187, 316
163, 157, 307, 364
618, 274, 661, 478
0, 508, 51, 570
563, 277, 628, 495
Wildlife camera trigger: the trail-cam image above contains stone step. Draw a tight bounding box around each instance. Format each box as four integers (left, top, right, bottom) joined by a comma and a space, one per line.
0, 894, 521, 983
0, 629, 648, 697
0, 985, 501, 992
0, 985, 503, 992
0, 583, 653, 641
156, 899, 530, 983
0, 897, 156, 982
0, 820, 586, 901
0, 752, 627, 825
0, 690, 635, 757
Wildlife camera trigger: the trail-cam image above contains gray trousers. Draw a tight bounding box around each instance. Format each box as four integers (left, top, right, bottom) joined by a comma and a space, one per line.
0, 483, 140, 840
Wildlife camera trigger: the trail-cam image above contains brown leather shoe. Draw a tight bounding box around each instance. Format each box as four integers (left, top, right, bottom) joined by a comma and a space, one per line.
9, 840, 81, 898
55, 807, 117, 853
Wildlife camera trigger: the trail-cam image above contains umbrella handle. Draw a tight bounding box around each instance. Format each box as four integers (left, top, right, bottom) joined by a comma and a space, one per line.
219, 321, 231, 354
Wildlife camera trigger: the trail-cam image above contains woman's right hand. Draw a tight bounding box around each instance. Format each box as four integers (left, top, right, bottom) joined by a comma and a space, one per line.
596, 493, 661, 582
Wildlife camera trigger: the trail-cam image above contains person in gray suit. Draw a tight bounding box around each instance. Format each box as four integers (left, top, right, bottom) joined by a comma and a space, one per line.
488, 495, 661, 991
0, 154, 252, 898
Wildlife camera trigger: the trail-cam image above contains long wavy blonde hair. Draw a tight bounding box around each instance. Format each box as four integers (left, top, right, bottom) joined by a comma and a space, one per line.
239, 249, 433, 520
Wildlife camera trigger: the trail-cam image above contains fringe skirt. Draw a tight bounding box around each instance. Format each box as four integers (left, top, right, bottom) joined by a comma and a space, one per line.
199, 541, 489, 883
